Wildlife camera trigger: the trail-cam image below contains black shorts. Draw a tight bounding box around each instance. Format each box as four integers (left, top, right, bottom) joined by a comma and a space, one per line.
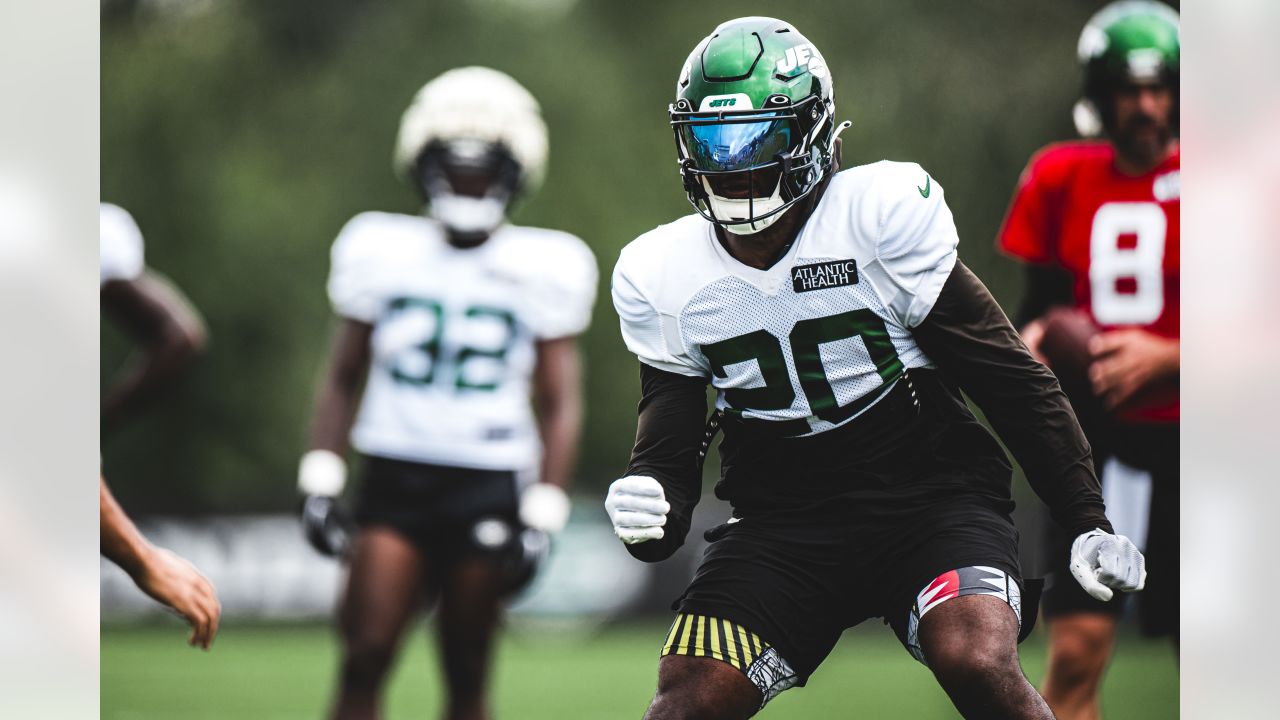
669, 499, 1024, 694
354, 454, 521, 555
1041, 422, 1179, 637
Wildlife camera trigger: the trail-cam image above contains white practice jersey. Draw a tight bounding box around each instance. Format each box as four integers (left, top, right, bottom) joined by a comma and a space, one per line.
613, 161, 958, 437
100, 203, 145, 285
330, 211, 597, 471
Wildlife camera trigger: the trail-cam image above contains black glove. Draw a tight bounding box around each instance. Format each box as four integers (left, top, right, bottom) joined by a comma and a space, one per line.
503, 527, 551, 596
301, 495, 353, 557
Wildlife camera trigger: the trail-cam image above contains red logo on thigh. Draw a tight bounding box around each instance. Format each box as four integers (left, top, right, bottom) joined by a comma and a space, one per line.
918, 570, 960, 616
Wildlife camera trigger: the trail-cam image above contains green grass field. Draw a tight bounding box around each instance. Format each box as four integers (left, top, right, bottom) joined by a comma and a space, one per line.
102, 620, 1177, 719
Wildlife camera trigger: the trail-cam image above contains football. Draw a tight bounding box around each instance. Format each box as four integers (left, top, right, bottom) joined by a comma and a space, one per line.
1038, 306, 1099, 400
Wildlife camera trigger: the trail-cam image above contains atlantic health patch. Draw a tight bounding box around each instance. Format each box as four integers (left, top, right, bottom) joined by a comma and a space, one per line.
791, 259, 858, 293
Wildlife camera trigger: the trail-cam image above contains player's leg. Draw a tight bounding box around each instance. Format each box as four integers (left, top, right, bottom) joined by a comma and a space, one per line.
435, 551, 507, 720
431, 468, 526, 720
645, 654, 760, 720
641, 518, 849, 719
333, 526, 433, 720
886, 499, 1048, 718
1040, 612, 1118, 720
918, 593, 1053, 719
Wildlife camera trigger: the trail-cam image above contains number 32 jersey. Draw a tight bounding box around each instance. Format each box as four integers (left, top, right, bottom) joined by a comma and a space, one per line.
997, 141, 1179, 422
613, 161, 958, 437
329, 212, 597, 471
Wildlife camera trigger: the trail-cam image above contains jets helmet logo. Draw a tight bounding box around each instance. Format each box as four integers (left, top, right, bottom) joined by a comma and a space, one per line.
775, 44, 828, 79
698, 93, 754, 112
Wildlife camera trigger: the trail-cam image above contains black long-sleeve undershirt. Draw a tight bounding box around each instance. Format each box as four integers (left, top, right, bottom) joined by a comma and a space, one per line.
623, 365, 708, 562
913, 261, 1111, 538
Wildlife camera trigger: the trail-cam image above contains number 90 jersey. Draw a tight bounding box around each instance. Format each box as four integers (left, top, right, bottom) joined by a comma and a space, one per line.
613, 161, 959, 437
329, 212, 597, 470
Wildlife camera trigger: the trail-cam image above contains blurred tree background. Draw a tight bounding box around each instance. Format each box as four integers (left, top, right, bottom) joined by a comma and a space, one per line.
101, 0, 1164, 513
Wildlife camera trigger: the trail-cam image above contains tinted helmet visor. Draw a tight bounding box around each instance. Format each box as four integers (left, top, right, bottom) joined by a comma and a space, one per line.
679, 113, 792, 173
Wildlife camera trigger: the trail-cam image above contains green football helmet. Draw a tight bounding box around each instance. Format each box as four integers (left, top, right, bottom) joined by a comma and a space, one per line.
1074, 1, 1180, 137
670, 17, 847, 235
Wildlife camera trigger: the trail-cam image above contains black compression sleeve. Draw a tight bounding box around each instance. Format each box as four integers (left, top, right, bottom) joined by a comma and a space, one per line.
623, 363, 709, 562
1014, 263, 1075, 328
913, 261, 1113, 537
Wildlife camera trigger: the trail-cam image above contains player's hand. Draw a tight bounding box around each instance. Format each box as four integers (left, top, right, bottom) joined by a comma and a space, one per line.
605, 475, 669, 545
301, 494, 353, 557
1069, 528, 1147, 602
132, 546, 221, 649
1018, 318, 1049, 364
1088, 329, 1179, 409
519, 482, 572, 534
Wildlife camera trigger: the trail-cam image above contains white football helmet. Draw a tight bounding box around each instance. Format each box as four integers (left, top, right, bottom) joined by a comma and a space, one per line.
394, 67, 549, 220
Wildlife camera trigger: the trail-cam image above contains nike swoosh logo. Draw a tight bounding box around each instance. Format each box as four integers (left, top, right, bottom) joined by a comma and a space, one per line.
918, 175, 931, 198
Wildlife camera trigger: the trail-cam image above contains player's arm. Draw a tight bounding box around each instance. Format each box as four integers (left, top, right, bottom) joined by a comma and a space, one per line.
297, 317, 373, 556
517, 336, 582, 535
914, 261, 1108, 537
306, 318, 373, 456
101, 477, 220, 649
607, 363, 708, 563
913, 263, 1145, 600
100, 271, 207, 429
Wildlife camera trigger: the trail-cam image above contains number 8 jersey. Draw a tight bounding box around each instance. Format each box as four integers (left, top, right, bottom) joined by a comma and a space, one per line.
997, 141, 1180, 423
613, 161, 958, 437
329, 212, 597, 470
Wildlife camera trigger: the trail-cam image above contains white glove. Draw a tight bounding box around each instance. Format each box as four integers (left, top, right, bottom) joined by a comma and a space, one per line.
519, 483, 572, 534
605, 475, 669, 545
1069, 528, 1147, 601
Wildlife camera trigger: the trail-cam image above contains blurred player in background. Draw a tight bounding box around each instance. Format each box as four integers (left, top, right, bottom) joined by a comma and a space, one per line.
606, 17, 1143, 719
100, 202, 207, 430
100, 202, 218, 647
997, 3, 1180, 718
298, 67, 597, 720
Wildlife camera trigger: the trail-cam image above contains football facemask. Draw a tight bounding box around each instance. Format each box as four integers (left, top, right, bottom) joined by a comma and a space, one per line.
676, 110, 802, 234
674, 97, 832, 235
416, 139, 520, 235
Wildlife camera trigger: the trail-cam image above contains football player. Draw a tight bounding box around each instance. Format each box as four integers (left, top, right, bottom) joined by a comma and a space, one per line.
100, 202, 207, 429
298, 67, 597, 720
100, 203, 217, 646
605, 17, 1144, 719
997, 3, 1180, 718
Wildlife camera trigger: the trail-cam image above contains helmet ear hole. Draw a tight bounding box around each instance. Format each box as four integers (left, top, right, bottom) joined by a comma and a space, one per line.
766, 94, 789, 106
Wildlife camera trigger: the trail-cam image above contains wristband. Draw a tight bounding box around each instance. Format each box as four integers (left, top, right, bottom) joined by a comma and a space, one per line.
519, 483, 571, 533
298, 449, 347, 497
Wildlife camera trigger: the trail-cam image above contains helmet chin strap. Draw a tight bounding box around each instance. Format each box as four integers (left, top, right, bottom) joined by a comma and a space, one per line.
429, 191, 508, 235
703, 177, 789, 235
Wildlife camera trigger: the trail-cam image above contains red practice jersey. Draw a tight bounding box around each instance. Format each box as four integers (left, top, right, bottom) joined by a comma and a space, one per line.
997, 140, 1179, 423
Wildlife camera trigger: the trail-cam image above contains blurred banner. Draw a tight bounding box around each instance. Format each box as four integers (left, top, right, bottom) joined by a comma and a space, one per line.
101, 510, 655, 623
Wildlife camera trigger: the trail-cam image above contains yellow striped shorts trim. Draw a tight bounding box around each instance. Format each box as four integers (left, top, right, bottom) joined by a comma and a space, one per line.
660, 613, 770, 673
